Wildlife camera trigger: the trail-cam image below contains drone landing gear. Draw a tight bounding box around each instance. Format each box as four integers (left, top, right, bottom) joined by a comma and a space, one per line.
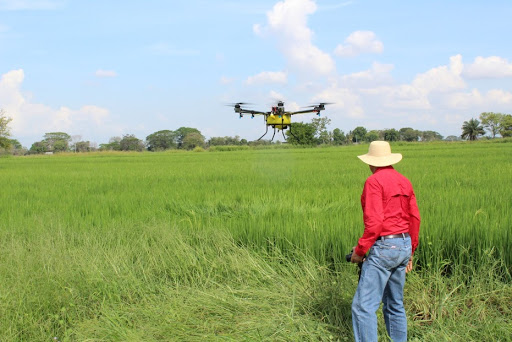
257, 125, 278, 141
257, 125, 300, 143
257, 125, 269, 141
288, 124, 299, 142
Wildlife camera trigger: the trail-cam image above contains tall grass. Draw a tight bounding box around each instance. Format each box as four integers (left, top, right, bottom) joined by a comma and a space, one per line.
0, 141, 511, 340
1, 142, 510, 271
0, 223, 509, 340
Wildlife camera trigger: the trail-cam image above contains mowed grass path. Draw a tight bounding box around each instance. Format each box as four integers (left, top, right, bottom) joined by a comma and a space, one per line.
0, 141, 511, 340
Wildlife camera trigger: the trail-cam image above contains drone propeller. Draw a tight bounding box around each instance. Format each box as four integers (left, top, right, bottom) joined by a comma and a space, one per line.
303, 102, 334, 108
226, 102, 253, 108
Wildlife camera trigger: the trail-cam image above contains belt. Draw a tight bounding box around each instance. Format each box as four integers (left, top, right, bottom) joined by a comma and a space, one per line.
378, 233, 409, 240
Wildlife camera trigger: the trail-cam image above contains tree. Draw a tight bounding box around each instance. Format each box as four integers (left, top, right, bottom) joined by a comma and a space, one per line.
351, 126, 367, 143
332, 128, 346, 145
99, 136, 122, 151
286, 122, 317, 145
29, 141, 48, 154
498, 114, 512, 137
479, 112, 502, 138
182, 132, 205, 150
70, 135, 82, 152
461, 118, 485, 141
399, 127, 420, 142
365, 130, 380, 142
311, 117, 331, 144
383, 128, 399, 141
146, 130, 177, 151
208, 136, 243, 146
175, 127, 201, 148
445, 135, 460, 141
8, 139, 27, 155
119, 134, 144, 151
0, 109, 13, 149
75, 141, 91, 152
43, 132, 71, 152
420, 130, 443, 142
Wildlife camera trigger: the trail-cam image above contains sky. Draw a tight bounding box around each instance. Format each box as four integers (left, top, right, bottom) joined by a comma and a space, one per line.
1, 0, 511, 147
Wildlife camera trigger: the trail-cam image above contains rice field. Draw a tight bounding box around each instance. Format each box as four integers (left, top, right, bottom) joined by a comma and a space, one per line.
0, 140, 511, 340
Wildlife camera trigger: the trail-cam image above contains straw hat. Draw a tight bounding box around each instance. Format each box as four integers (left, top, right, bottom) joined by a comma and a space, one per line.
357, 141, 402, 167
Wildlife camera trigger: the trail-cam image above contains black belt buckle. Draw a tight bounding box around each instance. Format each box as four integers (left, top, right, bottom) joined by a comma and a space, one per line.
379, 233, 408, 240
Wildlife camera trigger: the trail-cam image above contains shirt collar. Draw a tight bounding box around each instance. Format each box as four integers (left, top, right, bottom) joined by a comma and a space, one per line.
374, 165, 394, 173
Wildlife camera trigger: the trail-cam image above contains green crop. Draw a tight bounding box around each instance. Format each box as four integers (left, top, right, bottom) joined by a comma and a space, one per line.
0, 141, 510, 340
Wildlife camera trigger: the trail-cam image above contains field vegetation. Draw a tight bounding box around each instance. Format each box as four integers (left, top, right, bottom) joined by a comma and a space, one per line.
0, 141, 510, 341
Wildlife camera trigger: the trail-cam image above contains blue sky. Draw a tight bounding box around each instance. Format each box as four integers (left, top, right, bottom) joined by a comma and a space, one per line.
1, 0, 511, 147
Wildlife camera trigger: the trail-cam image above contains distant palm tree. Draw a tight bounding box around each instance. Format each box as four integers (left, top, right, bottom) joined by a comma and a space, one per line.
461, 118, 485, 141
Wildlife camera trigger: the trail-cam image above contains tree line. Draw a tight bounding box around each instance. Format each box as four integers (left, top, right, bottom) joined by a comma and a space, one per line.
0, 109, 511, 155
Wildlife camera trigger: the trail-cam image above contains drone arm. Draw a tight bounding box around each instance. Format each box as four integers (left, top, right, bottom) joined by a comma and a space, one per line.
288, 108, 322, 115
239, 109, 268, 116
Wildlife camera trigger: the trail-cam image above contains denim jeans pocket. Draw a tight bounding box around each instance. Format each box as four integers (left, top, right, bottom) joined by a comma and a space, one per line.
372, 244, 403, 269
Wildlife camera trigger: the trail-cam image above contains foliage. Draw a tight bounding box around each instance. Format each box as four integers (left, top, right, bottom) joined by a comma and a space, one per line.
208, 135, 245, 146
43, 132, 71, 152
146, 130, 177, 151
311, 117, 332, 144
499, 114, 512, 138
29, 141, 48, 154
480, 112, 502, 138
383, 128, 399, 141
8, 139, 27, 155
351, 126, 367, 143
182, 132, 205, 150
0, 109, 12, 149
99, 136, 122, 151
74, 141, 92, 152
365, 130, 380, 142
119, 134, 145, 151
286, 122, 317, 145
175, 127, 201, 148
461, 118, 485, 141
399, 127, 420, 142
331, 128, 346, 145
421, 130, 443, 141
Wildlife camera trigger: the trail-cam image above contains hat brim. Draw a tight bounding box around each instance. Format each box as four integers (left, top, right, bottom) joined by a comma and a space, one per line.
357, 153, 402, 167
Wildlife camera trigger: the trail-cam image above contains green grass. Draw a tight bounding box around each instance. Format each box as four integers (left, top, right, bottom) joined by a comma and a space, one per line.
0, 141, 511, 340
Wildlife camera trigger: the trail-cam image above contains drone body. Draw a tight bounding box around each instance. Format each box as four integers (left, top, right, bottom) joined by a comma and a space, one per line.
230, 101, 330, 141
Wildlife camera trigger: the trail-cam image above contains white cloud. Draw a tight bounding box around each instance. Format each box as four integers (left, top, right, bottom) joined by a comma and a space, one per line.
334, 31, 383, 57
95, 69, 117, 78
340, 62, 394, 88
463, 56, 512, 79
445, 88, 512, 109
314, 54, 512, 136
412, 54, 466, 93
0, 0, 65, 10
245, 71, 287, 85
361, 84, 431, 110
254, 0, 335, 76
0, 69, 113, 145
313, 85, 364, 118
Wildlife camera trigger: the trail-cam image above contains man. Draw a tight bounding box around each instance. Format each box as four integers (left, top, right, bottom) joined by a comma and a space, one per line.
351, 141, 421, 342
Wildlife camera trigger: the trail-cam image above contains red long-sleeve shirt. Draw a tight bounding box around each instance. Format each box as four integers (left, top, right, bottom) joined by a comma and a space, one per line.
354, 166, 421, 257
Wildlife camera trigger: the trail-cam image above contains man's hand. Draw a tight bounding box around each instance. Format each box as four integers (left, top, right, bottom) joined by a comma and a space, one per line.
406, 256, 413, 273
350, 246, 365, 264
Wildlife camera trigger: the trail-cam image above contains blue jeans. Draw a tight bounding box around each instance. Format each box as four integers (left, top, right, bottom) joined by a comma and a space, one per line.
352, 237, 412, 342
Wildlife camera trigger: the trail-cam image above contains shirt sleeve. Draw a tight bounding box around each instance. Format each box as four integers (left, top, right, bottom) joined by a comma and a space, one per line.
408, 192, 421, 255
354, 177, 383, 256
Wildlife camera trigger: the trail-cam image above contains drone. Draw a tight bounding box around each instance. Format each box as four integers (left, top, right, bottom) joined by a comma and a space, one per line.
228, 101, 331, 141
